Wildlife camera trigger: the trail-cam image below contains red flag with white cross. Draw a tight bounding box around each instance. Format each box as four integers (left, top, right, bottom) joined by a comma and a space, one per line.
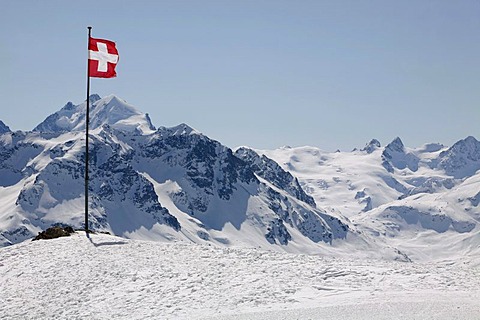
88, 37, 119, 78
84, 29, 120, 233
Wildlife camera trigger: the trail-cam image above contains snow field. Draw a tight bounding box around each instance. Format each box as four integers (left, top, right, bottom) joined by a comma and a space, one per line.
1, 232, 478, 319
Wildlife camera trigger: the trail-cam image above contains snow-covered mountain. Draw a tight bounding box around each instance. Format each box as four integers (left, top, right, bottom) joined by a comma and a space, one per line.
1, 94, 478, 262
1, 94, 380, 257
257, 136, 480, 261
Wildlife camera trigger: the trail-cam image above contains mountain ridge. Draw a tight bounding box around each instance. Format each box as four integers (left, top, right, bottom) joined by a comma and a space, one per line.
0, 94, 478, 262
0, 95, 364, 258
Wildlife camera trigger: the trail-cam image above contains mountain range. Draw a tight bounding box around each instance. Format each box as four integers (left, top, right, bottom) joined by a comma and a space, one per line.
1, 94, 478, 262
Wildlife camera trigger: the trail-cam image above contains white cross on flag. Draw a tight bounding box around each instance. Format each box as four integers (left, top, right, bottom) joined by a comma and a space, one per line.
88, 37, 119, 78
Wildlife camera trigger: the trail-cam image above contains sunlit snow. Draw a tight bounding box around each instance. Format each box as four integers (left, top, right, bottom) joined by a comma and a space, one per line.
1, 232, 478, 319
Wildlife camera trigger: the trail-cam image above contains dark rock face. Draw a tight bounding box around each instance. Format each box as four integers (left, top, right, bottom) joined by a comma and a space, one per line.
0, 133, 43, 187
0, 120, 11, 134
261, 184, 348, 244
138, 127, 258, 218
235, 147, 316, 207
362, 139, 381, 154
1, 227, 30, 245
265, 218, 291, 245
87, 133, 181, 232
381, 137, 419, 173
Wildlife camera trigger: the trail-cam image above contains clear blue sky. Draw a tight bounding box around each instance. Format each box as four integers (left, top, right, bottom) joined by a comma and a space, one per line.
1, 0, 479, 151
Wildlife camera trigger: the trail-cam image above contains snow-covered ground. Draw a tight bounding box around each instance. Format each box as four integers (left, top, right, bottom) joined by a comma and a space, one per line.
1, 232, 478, 319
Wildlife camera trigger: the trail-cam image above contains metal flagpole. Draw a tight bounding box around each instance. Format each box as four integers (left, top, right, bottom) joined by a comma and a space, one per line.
85, 26, 92, 233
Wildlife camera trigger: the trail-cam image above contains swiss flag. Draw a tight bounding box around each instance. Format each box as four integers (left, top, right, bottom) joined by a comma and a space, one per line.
88, 37, 119, 78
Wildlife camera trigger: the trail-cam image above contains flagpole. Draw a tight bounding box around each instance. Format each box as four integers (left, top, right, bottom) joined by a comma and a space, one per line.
85, 26, 92, 233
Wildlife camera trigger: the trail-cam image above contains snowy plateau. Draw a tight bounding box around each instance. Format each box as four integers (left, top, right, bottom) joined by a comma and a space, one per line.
0, 94, 479, 319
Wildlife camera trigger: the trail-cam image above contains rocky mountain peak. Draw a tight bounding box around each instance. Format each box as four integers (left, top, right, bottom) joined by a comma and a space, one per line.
158, 123, 199, 137
438, 136, 480, 178
89, 93, 101, 104
0, 120, 11, 134
385, 137, 405, 153
382, 137, 419, 172
235, 147, 316, 208
446, 136, 480, 156
362, 139, 381, 154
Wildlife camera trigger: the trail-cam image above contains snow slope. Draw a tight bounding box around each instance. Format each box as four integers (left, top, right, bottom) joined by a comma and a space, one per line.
1, 232, 478, 320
